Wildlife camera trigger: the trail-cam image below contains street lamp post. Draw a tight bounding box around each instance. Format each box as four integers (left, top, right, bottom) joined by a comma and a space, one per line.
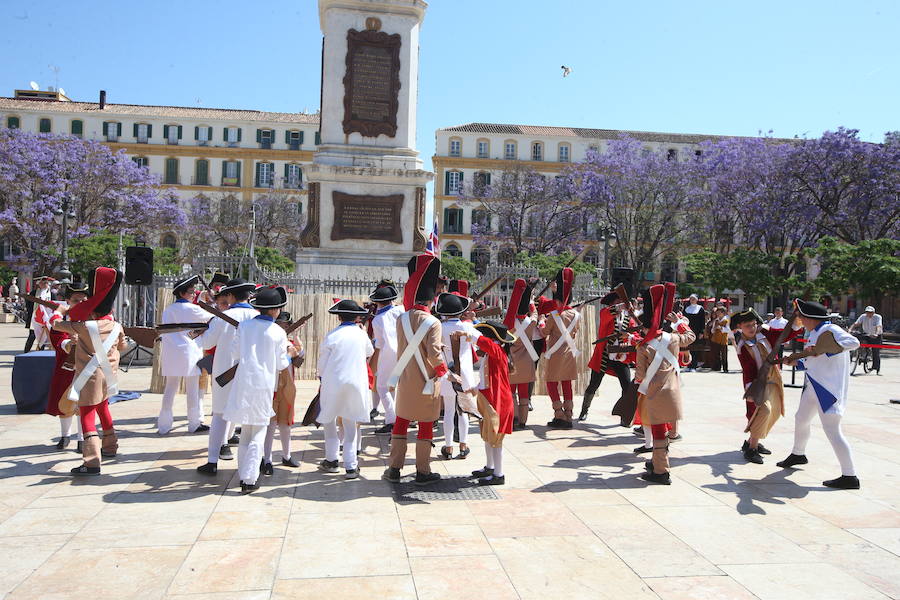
597, 225, 616, 286
53, 193, 76, 283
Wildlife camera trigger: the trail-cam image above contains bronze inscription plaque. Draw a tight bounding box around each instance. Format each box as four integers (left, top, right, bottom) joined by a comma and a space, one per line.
342, 28, 401, 138
331, 191, 404, 243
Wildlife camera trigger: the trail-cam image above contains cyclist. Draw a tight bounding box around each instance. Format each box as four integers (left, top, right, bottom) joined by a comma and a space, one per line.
850, 306, 882, 374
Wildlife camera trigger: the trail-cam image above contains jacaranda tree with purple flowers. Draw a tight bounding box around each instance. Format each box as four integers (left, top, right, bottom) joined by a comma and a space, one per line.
0, 129, 185, 275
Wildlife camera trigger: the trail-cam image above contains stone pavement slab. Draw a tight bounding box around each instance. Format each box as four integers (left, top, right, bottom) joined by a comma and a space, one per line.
1, 323, 898, 599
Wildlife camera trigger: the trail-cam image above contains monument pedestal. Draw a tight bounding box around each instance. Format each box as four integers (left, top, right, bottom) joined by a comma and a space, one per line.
299, 0, 432, 279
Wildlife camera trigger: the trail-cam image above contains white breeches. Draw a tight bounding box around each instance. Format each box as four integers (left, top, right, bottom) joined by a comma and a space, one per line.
323, 419, 359, 471
442, 391, 468, 447
264, 419, 292, 462
237, 423, 267, 485
374, 378, 397, 424
159, 375, 202, 434
792, 385, 857, 476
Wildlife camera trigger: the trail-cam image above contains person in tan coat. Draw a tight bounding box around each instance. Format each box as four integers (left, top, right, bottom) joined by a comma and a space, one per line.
503, 278, 538, 429
539, 268, 580, 429
382, 255, 448, 486
51, 267, 127, 476
634, 282, 695, 485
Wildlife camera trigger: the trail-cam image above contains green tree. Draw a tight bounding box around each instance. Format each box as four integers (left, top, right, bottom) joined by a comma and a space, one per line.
153, 247, 182, 276
68, 233, 132, 277
812, 237, 900, 307
683, 248, 778, 305
252, 247, 295, 273
514, 251, 595, 281
440, 252, 476, 281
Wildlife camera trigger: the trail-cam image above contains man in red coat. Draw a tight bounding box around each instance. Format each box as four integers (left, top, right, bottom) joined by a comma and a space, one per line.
579, 291, 635, 422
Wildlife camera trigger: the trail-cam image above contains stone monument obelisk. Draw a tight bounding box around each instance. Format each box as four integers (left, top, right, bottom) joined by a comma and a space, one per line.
298, 0, 432, 279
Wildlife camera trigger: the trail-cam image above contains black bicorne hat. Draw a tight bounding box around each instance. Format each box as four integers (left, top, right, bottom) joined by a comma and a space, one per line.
435, 292, 470, 317
730, 307, 763, 328
328, 299, 369, 315
219, 278, 256, 295
474, 320, 517, 344
796, 298, 829, 319
172, 274, 200, 296
210, 272, 230, 286
251, 286, 287, 309
369, 284, 399, 302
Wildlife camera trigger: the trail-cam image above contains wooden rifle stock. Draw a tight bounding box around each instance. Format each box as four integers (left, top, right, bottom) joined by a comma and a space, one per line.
217, 313, 312, 387
744, 309, 800, 406
475, 306, 502, 318
471, 276, 503, 302
19, 293, 59, 311
284, 313, 313, 336
197, 301, 240, 326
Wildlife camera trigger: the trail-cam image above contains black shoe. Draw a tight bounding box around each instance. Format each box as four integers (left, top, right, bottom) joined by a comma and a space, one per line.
440, 446, 453, 460
640, 470, 671, 485
261, 460, 274, 476
633, 445, 652, 454
577, 411, 588, 421
546, 418, 566, 428
456, 447, 470, 460
192, 424, 210, 433
757, 443, 772, 455
634, 427, 644, 437
218, 445, 233, 460
369, 408, 379, 421
743, 447, 764, 464
56, 436, 70, 450
823, 475, 860, 490
234, 426, 241, 434
197, 462, 218, 475
512, 422, 526, 431
227, 435, 240, 445
381, 467, 401, 483
559, 420, 573, 430
374, 423, 393, 435
345, 468, 359, 480
472, 466, 494, 478
667, 433, 683, 442
644, 460, 653, 472
478, 474, 505, 486
318, 459, 339, 473
776, 453, 808, 468
741, 440, 749, 452
415, 471, 441, 486
281, 457, 300, 468
528, 402, 533, 411
240, 481, 259, 494
70, 464, 100, 476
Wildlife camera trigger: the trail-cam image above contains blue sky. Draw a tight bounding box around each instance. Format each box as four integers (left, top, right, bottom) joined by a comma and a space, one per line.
3, 0, 897, 211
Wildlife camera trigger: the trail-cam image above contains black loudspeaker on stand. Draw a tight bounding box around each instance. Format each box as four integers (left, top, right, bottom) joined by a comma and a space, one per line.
610, 267, 635, 298
125, 246, 154, 286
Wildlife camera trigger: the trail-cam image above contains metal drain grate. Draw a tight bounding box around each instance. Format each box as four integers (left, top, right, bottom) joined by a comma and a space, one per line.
392, 476, 501, 502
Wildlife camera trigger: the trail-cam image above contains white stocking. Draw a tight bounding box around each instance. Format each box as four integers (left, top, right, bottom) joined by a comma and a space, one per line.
491, 446, 504, 477
643, 425, 653, 449
484, 441, 495, 470
207, 413, 228, 464
60, 416, 73, 438
263, 420, 276, 463
279, 424, 292, 460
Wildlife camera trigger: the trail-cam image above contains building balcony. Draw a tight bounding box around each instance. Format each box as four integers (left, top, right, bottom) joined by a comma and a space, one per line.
191, 177, 210, 186
163, 177, 181, 185
221, 177, 240, 187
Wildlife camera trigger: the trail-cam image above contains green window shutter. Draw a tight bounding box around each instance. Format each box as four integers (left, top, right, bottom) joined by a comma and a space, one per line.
133, 123, 139, 137
444, 171, 450, 195
102, 122, 108, 136
255, 163, 262, 187
284, 163, 290, 180
315, 131, 321, 145
207, 127, 212, 140
237, 128, 242, 142
223, 127, 228, 141
163, 125, 169, 139
71, 120, 82, 135
39, 118, 51, 133
7, 116, 19, 128
285, 130, 290, 144
222, 160, 227, 183
194, 126, 199, 140
147, 124, 152, 138
236, 161, 241, 185
485, 172, 491, 186
299, 131, 304, 144
116, 123, 122, 136
256, 129, 262, 143
459, 171, 464, 183
177, 125, 183, 139
197, 160, 208, 184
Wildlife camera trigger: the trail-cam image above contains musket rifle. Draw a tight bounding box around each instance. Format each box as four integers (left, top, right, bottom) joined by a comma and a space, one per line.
19, 293, 59, 311
216, 312, 313, 387
197, 301, 240, 327
471, 275, 503, 303
744, 309, 800, 406
474, 306, 502, 318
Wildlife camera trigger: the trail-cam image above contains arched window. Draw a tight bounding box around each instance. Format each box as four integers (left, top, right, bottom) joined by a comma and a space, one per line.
39, 118, 51, 133
476, 138, 490, 158
558, 142, 571, 163
448, 136, 462, 157
444, 243, 462, 258
531, 141, 544, 161
161, 234, 178, 249
503, 139, 517, 160
471, 246, 491, 275
70, 119, 83, 138
6, 115, 20, 129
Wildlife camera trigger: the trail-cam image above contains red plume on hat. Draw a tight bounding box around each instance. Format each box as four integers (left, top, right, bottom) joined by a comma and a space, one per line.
403, 254, 441, 311
640, 284, 665, 340
67, 267, 122, 322
504, 278, 535, 329
448, 279, 469, 298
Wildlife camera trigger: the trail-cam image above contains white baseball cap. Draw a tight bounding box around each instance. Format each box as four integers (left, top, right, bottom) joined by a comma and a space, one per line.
864, 305, 875, 312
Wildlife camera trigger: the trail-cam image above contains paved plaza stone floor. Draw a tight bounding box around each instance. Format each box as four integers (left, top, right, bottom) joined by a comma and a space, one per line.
0, 322, 898, 599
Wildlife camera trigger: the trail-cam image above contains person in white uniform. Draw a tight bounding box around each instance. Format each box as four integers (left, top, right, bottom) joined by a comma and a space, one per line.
369, 284, 404, 435
435, 292, 478, 460
778, 299, 861, 489
158, 275, 211, 434
222, 286, 291, 493
316, 299, 375, 479
195, 279, 258, 475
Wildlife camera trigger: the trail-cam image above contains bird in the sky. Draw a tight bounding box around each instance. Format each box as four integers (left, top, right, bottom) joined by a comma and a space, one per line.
561, 65, 572, 77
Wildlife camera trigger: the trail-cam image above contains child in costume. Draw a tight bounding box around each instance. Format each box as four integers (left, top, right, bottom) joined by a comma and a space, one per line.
778, 299, 861, 489
435, 292, 478, 459
539, 267, 580, 429
260, 311, 304, 475
46, 279, 89, 450
467, 320, 516, 486
504, 279, 538, 430
369, 283, 404, 435
51, 268, 127, 476
317, 300, 374, 479
634, 283, 695, 485
222, 286, 292, 493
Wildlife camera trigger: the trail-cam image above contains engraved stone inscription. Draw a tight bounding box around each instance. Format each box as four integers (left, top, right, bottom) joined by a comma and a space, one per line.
342, 28, 401, 138
331, 191, 404, 244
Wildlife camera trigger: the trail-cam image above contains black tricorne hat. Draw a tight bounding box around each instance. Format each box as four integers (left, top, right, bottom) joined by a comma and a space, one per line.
219, 278, 256, 295
251, 286, 287, 309
210, 272, 230, 286
64, 280, 89, 299
731, 307, 763, 328
474, 320, 517, 344
173, 274, 200, 296
328, 299, 368, 315
369, 284, 399, 302
796, 298, 829, 319
435, 292, 470, 317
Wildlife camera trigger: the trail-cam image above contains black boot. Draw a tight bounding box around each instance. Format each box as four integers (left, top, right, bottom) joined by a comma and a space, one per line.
197, 462, 218, 475
414, 471, 441, 486
578, 394, 594, 421
823, 475, 860, 489
776, 453, 808, 468
743, 446, 764, 464
640, 470, 671, 485
381, 467, 401, 483
757, 443, 772, 455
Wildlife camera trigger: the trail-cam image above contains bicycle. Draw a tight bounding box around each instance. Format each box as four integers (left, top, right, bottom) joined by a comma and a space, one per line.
850, 333, 871, 375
